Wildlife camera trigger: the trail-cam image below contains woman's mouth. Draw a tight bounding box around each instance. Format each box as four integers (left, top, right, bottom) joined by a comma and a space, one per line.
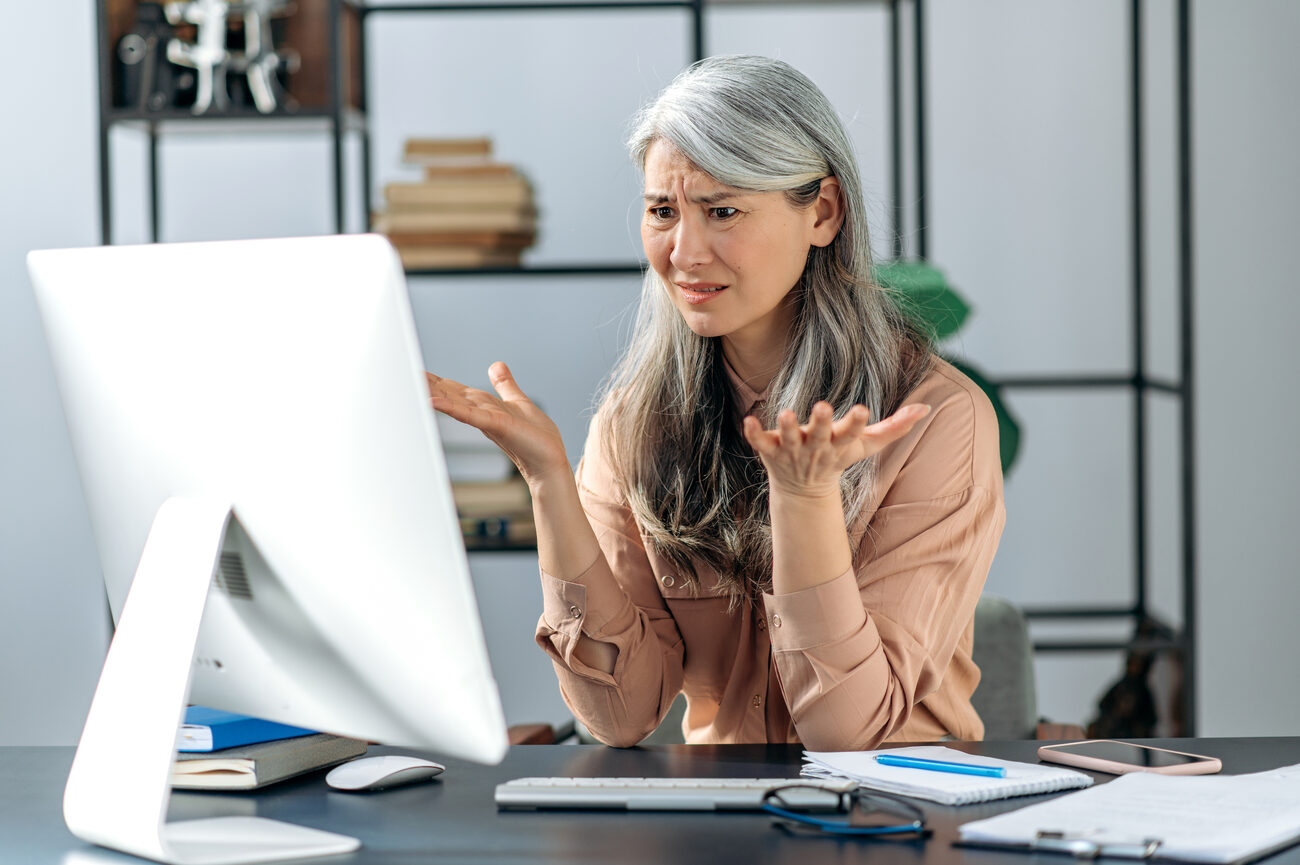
677, 282, 728, 304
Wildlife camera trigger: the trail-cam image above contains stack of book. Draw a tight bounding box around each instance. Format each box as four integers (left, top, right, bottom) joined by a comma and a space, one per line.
453, 476, 536, 547
172, 706, 367, 790
374, 136, 537, 270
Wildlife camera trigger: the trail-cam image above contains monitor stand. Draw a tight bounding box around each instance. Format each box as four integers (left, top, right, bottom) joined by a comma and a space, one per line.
63, 497, 360, 865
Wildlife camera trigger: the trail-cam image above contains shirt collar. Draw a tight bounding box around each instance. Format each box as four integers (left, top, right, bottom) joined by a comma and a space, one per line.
721, 354, 773, 415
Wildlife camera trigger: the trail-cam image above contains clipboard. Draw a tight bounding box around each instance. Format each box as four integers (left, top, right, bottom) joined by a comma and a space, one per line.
956, 831, 1162, 860
956, 829, 1300, 865
955, 764, 1300, 865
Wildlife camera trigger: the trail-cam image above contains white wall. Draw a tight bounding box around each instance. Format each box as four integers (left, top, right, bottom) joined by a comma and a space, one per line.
1, 3, 110, 745
2, 0, 1296, 744
1191, 0, 1300, 735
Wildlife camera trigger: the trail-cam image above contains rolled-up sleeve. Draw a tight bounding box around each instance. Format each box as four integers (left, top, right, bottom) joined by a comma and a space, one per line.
534, 417, 686, 747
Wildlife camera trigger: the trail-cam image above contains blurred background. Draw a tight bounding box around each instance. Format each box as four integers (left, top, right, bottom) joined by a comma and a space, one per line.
2, 0, 1296, 745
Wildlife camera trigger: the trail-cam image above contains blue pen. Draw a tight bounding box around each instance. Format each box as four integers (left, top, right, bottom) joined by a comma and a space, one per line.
875, 753, 1007, 778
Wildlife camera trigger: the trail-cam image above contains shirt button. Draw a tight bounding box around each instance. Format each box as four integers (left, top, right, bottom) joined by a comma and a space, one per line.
756, 617, 767, 631
661, 574, 676, 588
568, 604, 582, 619
751, 695, 762, 709
771, 614, 782, 629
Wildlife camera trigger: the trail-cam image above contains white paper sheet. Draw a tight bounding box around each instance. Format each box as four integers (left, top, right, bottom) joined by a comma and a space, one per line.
959, 764, 1300, 863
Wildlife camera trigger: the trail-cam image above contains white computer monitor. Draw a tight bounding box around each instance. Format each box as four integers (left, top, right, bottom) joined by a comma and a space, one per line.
28, 234, 508, 865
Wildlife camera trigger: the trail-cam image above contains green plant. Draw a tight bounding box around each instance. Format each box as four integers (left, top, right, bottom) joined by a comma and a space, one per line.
875, 261, 1021, 474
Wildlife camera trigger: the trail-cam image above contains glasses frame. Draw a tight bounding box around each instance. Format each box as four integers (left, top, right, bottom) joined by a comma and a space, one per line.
761, 784, 931, 839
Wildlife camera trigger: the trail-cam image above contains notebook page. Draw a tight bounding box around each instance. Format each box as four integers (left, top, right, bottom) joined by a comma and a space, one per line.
803, 745, 1092, 805
959, 764, 1300, 864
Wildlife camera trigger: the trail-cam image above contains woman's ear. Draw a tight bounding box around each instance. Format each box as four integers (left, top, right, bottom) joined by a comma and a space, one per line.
810, 176, 846, 248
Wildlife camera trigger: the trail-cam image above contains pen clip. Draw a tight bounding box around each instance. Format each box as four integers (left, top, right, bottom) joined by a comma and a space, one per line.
1034, 830, 1162, 860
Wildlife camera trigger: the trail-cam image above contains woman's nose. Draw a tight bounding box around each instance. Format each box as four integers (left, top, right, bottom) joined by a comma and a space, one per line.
668, 217, 711, 272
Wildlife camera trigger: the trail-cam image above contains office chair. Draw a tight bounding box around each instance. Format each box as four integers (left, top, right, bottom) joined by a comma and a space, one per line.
971, 594, 1084, 740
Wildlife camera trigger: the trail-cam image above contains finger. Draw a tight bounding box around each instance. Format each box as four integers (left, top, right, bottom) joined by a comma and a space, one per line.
427, 372, 506, 424
879, 403, 930, 431
742, 415, 773, 454
859, 403, 931, 445
429, 373, 491, 407
805, 402, 834, 445
777, 409, 802, 447
429, 393, 493, 428
830, 404, 870, 439
426, 371, 459, 400
746, 416, 784, 456
428, 376, 480, 413
488, 361, 530, 403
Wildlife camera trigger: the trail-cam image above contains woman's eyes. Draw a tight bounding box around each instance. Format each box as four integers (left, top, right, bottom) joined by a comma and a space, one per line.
646, 206, 739, 220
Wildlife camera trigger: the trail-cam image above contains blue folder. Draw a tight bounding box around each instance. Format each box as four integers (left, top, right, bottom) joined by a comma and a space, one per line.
177, 706, 317, 752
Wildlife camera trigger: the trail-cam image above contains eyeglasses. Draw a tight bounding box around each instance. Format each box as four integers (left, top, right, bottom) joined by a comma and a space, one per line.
761, 784, 931, 839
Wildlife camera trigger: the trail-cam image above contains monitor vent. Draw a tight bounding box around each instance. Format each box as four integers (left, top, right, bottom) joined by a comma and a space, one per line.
216, 552, 254, 600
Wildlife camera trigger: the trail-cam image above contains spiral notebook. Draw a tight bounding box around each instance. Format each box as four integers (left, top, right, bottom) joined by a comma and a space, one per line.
802, 745, 1093, 805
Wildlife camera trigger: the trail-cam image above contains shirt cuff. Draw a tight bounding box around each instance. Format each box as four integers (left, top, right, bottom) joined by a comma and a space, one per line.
762, 568, 870, 652
538, 556, 634, 639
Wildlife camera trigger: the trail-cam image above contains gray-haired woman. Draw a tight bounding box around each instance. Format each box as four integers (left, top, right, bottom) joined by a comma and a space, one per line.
427, 55, 1004, 750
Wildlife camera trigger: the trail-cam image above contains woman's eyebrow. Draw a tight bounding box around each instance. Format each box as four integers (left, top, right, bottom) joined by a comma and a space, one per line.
642, 189, 743, 205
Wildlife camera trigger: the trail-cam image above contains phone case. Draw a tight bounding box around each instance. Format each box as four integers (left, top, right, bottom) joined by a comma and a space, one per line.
1037, 740, 1222, 776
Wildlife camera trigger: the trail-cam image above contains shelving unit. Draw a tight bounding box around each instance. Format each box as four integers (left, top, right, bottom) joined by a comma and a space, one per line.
356, 0, 704, 276
989, 0, 1198, 736
849, 0, 1198, 735
93, 0, 1198, 733
96, 0, 367, 244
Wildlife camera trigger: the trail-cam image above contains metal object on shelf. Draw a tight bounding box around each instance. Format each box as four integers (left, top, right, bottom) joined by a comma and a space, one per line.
228, 0, 301, 113
164, 0, 233, 114
115, 3, 198, 111
162, 0, 299, 114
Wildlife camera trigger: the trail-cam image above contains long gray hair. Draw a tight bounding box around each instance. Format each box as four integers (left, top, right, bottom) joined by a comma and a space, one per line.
600, 55, 931, 604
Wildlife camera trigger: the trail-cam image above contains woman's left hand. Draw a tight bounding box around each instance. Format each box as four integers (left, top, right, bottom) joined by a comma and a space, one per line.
742, 401, 931, 499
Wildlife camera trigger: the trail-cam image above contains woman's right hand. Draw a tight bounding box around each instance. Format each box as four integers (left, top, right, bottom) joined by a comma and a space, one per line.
426, 361, 571, 488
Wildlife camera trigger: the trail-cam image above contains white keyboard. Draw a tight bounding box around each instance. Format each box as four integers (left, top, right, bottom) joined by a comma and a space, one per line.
494, 776, 856, 811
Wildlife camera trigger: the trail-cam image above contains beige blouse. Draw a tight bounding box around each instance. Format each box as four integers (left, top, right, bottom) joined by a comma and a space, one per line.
534, 356, 1005, 750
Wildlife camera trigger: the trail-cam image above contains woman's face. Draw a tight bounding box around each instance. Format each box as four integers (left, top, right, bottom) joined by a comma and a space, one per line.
640, 140, 840, 358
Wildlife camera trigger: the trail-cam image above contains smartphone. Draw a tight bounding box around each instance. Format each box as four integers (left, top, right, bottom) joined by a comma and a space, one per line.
1037, 740, 1221, 775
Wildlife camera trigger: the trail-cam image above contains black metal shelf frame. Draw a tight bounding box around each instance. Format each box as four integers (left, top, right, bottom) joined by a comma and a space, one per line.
883, 0, 1197, 731
404, 263, 647, 277
94, 0, 1198, 731
988, 0, 1198, 735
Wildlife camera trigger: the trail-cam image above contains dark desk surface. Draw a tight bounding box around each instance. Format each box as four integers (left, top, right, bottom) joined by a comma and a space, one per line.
6, 738, 1300, 865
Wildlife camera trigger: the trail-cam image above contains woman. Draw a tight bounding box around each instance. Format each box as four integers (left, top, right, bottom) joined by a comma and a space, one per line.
427, 55, 1004, 751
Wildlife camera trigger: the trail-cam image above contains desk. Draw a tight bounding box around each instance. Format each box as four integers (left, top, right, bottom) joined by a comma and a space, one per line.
5, 738, 1300, 865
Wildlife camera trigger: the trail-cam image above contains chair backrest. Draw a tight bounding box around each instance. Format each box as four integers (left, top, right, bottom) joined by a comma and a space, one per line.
970, 594, 1040, 739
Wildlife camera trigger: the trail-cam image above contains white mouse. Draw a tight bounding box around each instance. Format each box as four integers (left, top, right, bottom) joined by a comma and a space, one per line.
325, 755, 446, 792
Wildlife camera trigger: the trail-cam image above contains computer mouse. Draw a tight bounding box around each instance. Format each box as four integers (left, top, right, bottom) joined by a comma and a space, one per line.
325, 755, 446, 792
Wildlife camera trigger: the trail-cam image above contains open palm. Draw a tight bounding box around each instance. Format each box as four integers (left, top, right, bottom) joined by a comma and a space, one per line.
426, 362, 570, 486
742, 401, 930, 498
